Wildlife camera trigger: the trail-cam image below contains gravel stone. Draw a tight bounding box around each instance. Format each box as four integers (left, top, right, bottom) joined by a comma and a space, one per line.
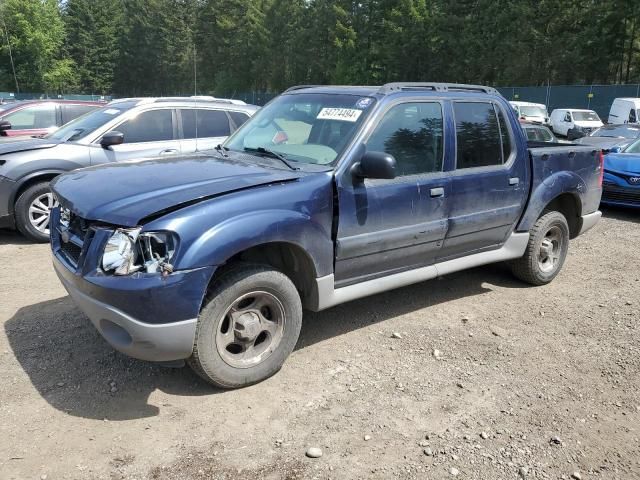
306, 447, 323, 458
391, 332, 402, 339
571, 472, 582, 480
424, 447, 433, 456
480, 431, 489, 439
449, 467, 459, 476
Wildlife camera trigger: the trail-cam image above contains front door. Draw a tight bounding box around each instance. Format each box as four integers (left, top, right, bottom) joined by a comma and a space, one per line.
89, 108, 181, 165
335, 100, 450, 285
439, 100, 527, 260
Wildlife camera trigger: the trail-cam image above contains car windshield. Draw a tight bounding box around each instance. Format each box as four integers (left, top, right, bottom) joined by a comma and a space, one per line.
224, 93, 376, 165
47, 102, 136, 142
572, 111, 600, 122
591, 125, 640, 139
520, 106, 547, 117
625, 137, 640, 153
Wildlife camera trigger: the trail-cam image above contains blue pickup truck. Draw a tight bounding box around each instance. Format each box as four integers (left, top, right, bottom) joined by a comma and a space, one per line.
50, 83, 603, 388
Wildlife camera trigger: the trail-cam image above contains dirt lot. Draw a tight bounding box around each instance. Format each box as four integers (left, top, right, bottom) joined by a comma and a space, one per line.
1, 208, 639, 480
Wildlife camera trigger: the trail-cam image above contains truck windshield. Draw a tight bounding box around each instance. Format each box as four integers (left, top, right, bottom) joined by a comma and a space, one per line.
520, 106, 547, 117
47, 102, 136, 142
572, 111, 600, 122
225, 93, 376, 165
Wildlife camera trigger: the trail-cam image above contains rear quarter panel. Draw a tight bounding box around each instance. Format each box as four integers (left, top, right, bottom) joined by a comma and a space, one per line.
517, 145, 602, 232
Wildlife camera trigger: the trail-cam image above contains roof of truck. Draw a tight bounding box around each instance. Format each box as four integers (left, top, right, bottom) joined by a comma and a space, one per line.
283, 83, 500, 97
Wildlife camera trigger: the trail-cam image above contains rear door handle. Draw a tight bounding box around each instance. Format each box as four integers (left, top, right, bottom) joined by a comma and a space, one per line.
160, 148, 179, 155
509, 177, 519, 186
430, 187, 445, 198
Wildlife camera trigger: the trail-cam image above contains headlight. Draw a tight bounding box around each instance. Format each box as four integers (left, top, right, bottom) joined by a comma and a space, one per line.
102, 229, 177, 276
102, 228, 141, 275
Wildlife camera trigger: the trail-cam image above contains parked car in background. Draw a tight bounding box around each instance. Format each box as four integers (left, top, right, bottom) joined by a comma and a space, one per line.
573, 124, 640, 152
608, 97, 640, 124
510, 101, 550, 125
521, 123, 560, 143
549, 108, 603, 138
601, 137, 640, 208
0, 97, 258, 241
50, 82, 602, 388
0, 100, 104, 138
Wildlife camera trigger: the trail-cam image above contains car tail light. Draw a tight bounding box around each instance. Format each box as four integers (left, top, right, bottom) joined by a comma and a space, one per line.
598, 150, 604, 187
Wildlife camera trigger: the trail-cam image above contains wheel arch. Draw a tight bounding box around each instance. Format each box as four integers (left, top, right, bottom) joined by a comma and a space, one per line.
11, 170, 65, 213
517, 172, 584, 239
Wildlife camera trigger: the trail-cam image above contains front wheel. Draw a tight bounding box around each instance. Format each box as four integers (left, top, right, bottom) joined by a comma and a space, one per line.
188, 264, 302, 388
510, 211, 570, 286
14, 181, 58, 242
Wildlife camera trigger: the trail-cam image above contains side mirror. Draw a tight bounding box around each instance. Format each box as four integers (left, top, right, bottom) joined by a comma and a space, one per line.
351, 151, 396, 180
100, 130, 124, 148
0, 120, 11, 136
608, 145, 622, 154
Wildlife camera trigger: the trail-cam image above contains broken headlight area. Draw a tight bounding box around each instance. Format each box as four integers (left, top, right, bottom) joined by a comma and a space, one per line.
102, 228, 177, 276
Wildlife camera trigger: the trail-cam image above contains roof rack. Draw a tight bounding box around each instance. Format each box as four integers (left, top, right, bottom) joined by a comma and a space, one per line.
283, 85, 323, 93
153, 97, 247, 105
378, 82, 498, 95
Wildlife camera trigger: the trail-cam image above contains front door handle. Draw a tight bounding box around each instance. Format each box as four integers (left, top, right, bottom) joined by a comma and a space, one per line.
160, 148, 179, 155
509, 177, 519, 186
430, 187, 445, 198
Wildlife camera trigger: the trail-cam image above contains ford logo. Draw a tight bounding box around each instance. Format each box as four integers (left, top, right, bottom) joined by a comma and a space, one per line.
630, 176, 640, 184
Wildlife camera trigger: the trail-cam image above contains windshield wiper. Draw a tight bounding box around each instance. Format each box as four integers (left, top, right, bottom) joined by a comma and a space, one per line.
243, 147, 299, 171
59, 128, 84, 142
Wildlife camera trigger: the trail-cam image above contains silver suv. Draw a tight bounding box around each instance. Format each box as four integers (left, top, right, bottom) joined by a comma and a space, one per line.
0, 97, 258, 241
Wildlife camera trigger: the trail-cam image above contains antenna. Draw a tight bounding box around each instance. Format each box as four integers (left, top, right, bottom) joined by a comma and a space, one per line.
0, 12, 19, 93
193, 43, 197, 96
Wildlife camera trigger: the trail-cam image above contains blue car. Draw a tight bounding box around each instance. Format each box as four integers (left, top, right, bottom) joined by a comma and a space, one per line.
602, 138, 640, 208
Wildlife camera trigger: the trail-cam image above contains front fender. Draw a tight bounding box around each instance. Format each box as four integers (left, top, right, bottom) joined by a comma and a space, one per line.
517, 171, 584, 232
177, 209, 334, 277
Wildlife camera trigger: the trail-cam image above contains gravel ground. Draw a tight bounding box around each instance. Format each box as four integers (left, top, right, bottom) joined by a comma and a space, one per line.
0, 207, 638, 480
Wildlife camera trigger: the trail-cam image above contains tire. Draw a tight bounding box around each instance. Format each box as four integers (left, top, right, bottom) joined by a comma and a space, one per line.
510, 211, 570, 286
14, 181, 58, 243
188, 264, 302, 388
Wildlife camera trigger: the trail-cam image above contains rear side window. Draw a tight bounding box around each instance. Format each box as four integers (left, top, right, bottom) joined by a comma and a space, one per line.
61, 104, 98, 124
366, 102, 444, 176
181, 109, 231, 139
118, 109, 174, 143
454, 102, 502, 168
524, 128, 537, 141
229, 111, 250, 129
496, 107, 512, 161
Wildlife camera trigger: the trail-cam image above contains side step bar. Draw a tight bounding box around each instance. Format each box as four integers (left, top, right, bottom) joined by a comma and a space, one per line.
308, 233, 529, 312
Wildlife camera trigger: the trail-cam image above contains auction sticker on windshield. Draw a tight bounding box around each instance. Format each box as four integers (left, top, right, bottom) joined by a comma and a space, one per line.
317, 108, 363, 122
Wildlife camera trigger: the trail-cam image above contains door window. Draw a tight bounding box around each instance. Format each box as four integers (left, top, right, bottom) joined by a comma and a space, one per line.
366, 102, 444, 176
117, 109, 174, 143
629, 109, 637, 123
181, 109, 231, 139
4, 104, 57, 129
564, 112, 572, 122
61, 104, 98, 124
454, 102, 503, 168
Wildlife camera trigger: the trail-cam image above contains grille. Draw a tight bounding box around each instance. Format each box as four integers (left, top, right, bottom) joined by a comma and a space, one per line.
60, 240, 82, 266
602, 186, 640, 205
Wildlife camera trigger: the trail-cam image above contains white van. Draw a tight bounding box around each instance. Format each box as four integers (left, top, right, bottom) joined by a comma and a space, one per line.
549, 108, 603, 137
608, 98, 640, 124
510, 101, 549, 125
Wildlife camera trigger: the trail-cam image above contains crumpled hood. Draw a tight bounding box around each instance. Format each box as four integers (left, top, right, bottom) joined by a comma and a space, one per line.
0, 137, 60, 155
604, 153, 640, 175
51, 153, 304, 226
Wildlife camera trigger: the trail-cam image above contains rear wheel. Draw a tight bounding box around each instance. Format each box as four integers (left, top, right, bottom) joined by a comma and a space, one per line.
15, 182, 57, 243
510, 211, 570, 286
188, 264, 302, 388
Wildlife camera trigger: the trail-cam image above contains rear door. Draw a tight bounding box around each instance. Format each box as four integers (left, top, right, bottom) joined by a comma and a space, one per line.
1, 103, 57, 137
89, 108, 181, 164
335, 100, 450, 284
439, 100, 527, 260
178, 108, 233, 153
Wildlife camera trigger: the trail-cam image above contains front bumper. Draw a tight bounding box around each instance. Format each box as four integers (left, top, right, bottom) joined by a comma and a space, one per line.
54, 256, 198, 361
0, 176, 16, 228
50, 207, 214, 361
